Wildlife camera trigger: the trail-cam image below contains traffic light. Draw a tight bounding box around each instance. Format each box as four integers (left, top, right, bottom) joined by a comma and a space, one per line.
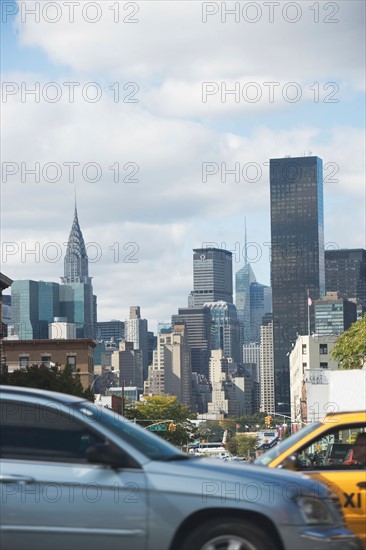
265, 415, 272, 427
168, 423, 176, 432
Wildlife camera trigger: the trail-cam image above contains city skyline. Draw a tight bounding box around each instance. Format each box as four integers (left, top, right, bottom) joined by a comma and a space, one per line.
2, 1, 365, 332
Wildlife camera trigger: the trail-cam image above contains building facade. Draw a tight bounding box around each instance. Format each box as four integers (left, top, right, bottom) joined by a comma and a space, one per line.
11, 280, 60, 340
1, 273, 13, 371
190, 248, 233, 306
270, 156, 325, 407
162, 323, 192, 406
250, 282, 272, 343
325, 248, 366, 311
97, 320, 125, 343
260, 313, 275, 415
172, 307, 213, 378
203, 301, 242, 363
289, 334, 339, 423
314, 292, 357, 336
3, 338, 96, 389
111, 340, 143, 388
125, 306, 149, 379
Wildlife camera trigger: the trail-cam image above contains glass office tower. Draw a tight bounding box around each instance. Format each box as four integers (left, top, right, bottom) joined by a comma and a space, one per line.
270, 156, 325, 408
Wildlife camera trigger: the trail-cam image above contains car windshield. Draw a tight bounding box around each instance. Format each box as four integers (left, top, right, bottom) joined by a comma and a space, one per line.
254, 422, 322, 465
74, 402, 186, 461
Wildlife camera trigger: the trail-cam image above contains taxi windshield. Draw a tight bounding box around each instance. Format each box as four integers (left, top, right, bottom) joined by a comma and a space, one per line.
254, 422, 322, 465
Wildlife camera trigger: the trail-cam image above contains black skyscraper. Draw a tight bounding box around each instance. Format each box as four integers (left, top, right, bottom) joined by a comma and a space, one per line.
325, 249, 366, 309
270, 156, 325, 408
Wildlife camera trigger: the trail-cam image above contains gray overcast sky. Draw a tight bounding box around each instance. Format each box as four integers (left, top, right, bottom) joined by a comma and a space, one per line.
1, 1, 365, 331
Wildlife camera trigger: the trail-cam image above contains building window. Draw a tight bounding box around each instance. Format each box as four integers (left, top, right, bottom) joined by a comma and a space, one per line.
19, 356, 28, 368
41, 355, 51, 366
302, 344, 307, 355
67, 356, 76, 371
320, 362, 328, 369
319, 344, 328, 355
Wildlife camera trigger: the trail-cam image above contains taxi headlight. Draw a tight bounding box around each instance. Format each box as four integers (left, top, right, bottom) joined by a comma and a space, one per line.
297, 496, 334, 525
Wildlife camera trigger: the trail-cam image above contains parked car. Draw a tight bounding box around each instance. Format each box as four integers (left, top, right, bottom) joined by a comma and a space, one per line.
0, 386, 362, 550
254, 411, 366, 548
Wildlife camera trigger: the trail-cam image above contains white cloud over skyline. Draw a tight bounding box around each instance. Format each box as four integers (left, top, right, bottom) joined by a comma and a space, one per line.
1, 1, 365, 331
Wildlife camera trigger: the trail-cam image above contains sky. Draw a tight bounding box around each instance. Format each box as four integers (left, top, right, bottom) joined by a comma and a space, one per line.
1, 0, 365, 332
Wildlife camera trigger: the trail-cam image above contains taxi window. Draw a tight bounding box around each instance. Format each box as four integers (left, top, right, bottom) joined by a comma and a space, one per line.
290, 425, 366, 471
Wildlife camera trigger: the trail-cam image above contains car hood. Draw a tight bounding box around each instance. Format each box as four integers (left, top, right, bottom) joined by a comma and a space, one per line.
144, 456, 329, 498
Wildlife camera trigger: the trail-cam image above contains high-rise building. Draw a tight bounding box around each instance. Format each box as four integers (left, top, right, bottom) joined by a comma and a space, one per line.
190, 248, 233, 306
270, 156, 325, 408
59, 282, 95, 339
260, 313, 274, 415
111, 340, 143, 388
11, 280, 60, 339
172, 307, 213, 378
125, 306, 149, 379
97, 320, 125, 342
325, 249, 366, 311
61, 206, 97, 338
250, 282, 272, 343
162, 323, 192, 406
235, 222, 257, 344
314, 292, 357, 336
203, 301, 241, 364
61, 207, 91, 285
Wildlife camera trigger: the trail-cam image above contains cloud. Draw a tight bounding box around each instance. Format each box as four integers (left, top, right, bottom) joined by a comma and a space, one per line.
1, 1, 365, 331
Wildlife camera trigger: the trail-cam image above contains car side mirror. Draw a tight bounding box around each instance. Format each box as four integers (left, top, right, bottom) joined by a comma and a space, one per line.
281, 454, 301, 471
86, 442, 126, 468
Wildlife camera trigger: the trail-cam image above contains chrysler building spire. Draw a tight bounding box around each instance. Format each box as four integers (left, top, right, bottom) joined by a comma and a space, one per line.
61, 206, 91, 284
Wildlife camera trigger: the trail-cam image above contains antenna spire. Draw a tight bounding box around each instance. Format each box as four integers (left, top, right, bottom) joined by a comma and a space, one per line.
74, 183, 77, 215
244, 217, 248, 266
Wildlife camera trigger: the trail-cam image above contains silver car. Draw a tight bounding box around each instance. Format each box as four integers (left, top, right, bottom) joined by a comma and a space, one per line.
0, 386, 362, 550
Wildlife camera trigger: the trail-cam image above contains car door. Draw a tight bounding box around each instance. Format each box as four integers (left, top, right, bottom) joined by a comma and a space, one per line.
312, 468, 366, 549
277, 422, 366, 548
0, 398, 148, 550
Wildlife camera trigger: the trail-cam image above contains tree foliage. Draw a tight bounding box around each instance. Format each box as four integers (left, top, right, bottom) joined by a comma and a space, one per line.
331, 314, 366, 370
225, 434, 259, 457
0, 364, 94, 400
124, 395, 197, 446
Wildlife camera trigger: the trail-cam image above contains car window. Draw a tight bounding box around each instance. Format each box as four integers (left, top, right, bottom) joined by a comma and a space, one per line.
291, 424, 366, 471
254, 421, 322, 465
74, 401, 186, 461
0, 401, 104, 463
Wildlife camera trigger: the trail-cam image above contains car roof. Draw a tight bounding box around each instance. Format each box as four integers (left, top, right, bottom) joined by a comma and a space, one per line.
0, 385, 85, 404
323, 411, 366, 422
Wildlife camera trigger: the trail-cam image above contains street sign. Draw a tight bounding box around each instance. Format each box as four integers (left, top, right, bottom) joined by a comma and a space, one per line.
149, 425, 167, 431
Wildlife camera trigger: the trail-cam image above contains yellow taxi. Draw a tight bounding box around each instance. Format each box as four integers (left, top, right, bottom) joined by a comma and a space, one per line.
254, 411, 366, 547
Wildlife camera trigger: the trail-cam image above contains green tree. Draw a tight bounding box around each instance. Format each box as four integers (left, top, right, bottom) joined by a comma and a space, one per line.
125, 395, 197, 446
225, 434, 259, 458
331, 314, 366, 370
0, 364, 94, 401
